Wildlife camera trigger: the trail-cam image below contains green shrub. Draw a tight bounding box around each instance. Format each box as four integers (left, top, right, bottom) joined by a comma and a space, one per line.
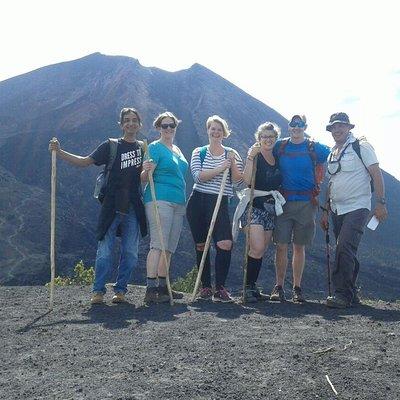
48, 260, 94, 286
172, 266, 198, 293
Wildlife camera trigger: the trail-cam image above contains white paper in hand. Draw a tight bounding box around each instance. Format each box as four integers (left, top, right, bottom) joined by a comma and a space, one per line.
367, 215, 379, 231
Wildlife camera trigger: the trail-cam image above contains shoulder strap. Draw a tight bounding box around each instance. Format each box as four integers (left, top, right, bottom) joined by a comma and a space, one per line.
199, 145, 209, 167
306, 139, 317, 165
351, 138, 374, 191
106, 138, 119, 171
277, 138, 290, 158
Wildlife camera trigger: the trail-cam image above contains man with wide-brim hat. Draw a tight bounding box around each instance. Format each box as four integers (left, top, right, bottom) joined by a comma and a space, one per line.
321, 112, 388, 308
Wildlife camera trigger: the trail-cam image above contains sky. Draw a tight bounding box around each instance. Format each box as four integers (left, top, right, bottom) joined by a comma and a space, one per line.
1, 0, 399, 179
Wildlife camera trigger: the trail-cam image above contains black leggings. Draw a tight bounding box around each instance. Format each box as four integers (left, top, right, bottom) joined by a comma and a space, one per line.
187, 190, 232, 289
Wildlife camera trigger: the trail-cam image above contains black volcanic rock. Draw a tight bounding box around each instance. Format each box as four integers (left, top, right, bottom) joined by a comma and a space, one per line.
0, 53, 399, 300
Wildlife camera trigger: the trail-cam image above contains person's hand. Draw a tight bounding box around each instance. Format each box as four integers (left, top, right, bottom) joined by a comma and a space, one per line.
49, 138, 60, 153
320, 211, 329, 231
248, 143, 261, 159
219, 159, 232, 172
143, 159, 156, 173
374, 203, 388, 222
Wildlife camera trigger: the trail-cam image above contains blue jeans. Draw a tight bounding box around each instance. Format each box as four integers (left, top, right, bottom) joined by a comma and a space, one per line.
93, 208, 139, 294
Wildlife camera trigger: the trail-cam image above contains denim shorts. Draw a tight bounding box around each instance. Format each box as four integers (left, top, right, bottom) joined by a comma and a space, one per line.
145, 200, 186, 253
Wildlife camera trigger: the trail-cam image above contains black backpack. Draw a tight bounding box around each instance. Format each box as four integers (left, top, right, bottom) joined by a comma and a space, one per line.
351, 138, 374, 192
93, 138, 119, 202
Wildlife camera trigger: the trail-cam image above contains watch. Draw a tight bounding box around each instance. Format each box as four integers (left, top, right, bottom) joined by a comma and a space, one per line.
377, 197, 386, 205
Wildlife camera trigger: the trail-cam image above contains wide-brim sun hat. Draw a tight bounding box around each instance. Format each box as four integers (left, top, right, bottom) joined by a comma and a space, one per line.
326, 112, 355, 131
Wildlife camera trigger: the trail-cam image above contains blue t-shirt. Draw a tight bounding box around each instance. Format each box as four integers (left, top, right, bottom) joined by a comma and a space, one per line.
273, 139, 330, 201
143, 141, 188, 205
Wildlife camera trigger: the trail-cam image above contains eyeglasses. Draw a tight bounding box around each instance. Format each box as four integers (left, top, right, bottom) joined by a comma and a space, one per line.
289, 120, 306, 128
259, 135, 276, 140
160, 123, 177, 129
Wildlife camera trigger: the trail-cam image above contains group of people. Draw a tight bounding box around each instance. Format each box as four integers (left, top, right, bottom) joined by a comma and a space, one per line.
49, 108, 388, 309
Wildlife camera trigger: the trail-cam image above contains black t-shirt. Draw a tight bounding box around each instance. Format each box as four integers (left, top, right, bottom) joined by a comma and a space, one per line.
252, 154, 282, 210
90, 139, 143, 214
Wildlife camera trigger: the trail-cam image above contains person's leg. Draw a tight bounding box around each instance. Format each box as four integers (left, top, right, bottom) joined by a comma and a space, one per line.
275, 243, 288, 287
292, 244, 305, 287
215, 240, 232, 289
113, 208, 140, 294
330, 209, 369, 304
92, 215, 119, 295
187, 191, 212, 290
247, 224, 266, 285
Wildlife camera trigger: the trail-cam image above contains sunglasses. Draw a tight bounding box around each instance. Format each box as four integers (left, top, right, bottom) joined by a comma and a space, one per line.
160, 123, 177, 129
327, 142, 352, 175
289, 120, 306, 128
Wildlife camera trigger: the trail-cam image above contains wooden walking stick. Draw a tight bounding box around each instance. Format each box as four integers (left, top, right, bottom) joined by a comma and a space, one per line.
241, 154, 258, 304
191, 167, 230, 302
142, 140, 173, 305
49, 137, 57, 310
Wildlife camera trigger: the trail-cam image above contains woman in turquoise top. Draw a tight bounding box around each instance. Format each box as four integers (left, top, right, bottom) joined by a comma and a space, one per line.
141, 111, 188, 304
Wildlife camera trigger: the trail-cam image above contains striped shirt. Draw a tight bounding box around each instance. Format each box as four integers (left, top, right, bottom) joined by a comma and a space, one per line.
190, 146, 244, 196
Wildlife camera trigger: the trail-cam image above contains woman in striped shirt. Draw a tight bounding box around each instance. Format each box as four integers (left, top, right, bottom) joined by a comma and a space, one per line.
186, 115, 243, 302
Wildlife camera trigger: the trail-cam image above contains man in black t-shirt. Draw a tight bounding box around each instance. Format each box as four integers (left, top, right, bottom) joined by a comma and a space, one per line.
49, 108, 149, 305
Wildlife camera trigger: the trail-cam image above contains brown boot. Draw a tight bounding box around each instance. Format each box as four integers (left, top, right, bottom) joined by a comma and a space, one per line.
144, 287, 158, 304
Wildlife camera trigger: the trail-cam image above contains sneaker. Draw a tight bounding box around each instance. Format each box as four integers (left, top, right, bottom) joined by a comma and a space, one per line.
326, 294, 351, 309
242, 286, 258, 303
270, 285, 286, 302
212, 287, 234, 303
90, 292, 104, 305
292, 286, 306, 303
198, 287, 213, 300
250, 285, 270, 302
157, 286, 172, 303
144, 287, 158, 304
112, 292, 126, 304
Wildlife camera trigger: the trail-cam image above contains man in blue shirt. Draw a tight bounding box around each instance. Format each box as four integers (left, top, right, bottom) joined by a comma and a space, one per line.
270, 114, 330, 303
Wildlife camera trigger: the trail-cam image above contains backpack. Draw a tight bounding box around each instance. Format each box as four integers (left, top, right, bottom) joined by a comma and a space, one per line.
199, 145, 233, 182
276, 138, 324, 202
93, 138, 119, 202
351, 138, 374, 192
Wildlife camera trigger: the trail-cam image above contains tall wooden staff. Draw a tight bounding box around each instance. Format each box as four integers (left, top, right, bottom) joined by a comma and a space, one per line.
191, 168, 230, 302
49, 137, 57, 310
241, 154, 258, 304
142, 140, 173, 305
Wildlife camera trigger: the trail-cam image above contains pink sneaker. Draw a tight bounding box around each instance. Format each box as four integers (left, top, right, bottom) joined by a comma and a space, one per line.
198, 287, 213, 300
212, 287, 234, 303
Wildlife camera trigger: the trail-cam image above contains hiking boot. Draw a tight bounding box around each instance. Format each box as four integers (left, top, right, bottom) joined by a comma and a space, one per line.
212, 287, 234, 303
111, 292, 126, 304
292, 286, 306, 303
269, 285, 286, 302
144, 287, 158, 304
157, 287, 172, 303
90, 292, 104, 305
198, 287, 213, 300
326, 294, 351, 309
171, 290, 184, 300
352, 289, 361, 305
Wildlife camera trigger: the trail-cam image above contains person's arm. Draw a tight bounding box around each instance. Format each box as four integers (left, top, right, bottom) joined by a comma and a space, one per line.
191, 148, 230, 183
243, 143, 261, 184
48, 139, 94, 167
140, 143, 158, 183
368, 163, 388, 222
229, 150, 244, 183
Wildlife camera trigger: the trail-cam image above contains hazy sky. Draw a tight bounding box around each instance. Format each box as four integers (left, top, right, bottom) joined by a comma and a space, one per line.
2, 0, 399, 178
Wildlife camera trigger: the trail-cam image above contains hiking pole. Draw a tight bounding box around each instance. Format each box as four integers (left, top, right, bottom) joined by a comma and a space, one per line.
49, 137, 57, 310
142, 140, 174, 306
321, 206, 332, 297
191, 167, 230, 302
242, 154, 258, 304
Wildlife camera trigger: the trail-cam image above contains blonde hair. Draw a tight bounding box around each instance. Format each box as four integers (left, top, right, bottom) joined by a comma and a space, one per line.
254, 122, 281, 141
206, 115, 231, 138
153, 111, 181, 128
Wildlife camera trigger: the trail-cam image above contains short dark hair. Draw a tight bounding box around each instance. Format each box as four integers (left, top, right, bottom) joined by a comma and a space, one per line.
119, 108, 142, 126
